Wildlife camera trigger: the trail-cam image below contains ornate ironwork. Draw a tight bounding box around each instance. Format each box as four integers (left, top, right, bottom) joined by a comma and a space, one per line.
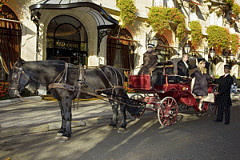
97, 29, 110, 54
31, 9, 41, 60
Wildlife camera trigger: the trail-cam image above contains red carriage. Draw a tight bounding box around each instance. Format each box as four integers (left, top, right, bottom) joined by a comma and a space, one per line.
128, 61, 218, 126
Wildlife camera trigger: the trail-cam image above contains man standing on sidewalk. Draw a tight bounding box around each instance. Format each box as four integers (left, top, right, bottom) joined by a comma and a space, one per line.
214, 64, 233, 125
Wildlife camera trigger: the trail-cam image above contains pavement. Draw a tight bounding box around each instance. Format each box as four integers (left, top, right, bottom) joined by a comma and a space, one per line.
0, 96, 114, 137
0, 93, 239, 138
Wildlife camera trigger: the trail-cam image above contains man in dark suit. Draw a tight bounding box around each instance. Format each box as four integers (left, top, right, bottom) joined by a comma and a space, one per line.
177, 53, 191, 77
214, 64, 233, 125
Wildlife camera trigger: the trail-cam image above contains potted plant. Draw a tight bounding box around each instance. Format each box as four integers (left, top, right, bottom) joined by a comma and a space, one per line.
116, 0, 137, 27
147, 6, 186, 42
232, 3, 240, 19
206, 25, 231, 53
231, 34, 239, 56
189, 21, 202, 49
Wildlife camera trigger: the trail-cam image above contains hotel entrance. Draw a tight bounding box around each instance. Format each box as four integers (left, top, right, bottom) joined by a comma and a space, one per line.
46, 15, 88, 65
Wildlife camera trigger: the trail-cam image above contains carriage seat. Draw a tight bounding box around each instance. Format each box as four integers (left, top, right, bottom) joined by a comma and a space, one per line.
152, 73, 191, 86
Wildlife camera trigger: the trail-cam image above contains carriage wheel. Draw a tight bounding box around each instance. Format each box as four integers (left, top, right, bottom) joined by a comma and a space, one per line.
209, 103, 218, 116
126, 94, 145, 120
208, 86, 218, 116
157, 97, 178, 126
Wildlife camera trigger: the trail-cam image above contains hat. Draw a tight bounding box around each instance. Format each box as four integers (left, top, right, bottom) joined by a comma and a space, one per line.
224, 64, 231, 70
147, 44, 155, 48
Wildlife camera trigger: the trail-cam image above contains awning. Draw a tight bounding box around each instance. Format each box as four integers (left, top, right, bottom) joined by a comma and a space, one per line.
29, 0, 118, 29
0, 18, 21, 24
108, 36, 139, 43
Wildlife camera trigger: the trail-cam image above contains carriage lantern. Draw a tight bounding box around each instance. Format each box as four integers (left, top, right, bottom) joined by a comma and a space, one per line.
184, 42, 191, 54
210, 48, 215, 59
150, 37, 158, 48
230, 54, 234, 61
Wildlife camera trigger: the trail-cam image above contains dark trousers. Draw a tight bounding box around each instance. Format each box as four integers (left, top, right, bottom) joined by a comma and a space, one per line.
217, 104, 231, 124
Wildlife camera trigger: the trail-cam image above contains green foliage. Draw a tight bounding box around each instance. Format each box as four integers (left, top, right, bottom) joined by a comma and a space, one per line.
189, 21, 202, 48
232, 3, 240, 16
146, 6, 186, 41
116, 0, 137, 27
215, 10, 224, 17
224, 0, 234, 7
124, 82, 136, 93
206, 25, 231, 52
231, 34, 239, 55
0, 2, 3, 9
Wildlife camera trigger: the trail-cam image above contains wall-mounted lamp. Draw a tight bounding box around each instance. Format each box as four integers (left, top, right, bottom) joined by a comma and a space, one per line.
210, 48, 215, 59
230, 54, 234, 61
184, 42, 191, 54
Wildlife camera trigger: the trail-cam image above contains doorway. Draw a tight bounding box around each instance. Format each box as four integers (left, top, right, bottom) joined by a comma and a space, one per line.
47, 15, 88, 65
107, 28, 135, 73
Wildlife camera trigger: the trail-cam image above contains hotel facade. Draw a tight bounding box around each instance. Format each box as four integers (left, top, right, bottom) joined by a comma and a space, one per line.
1, 0, 240, 82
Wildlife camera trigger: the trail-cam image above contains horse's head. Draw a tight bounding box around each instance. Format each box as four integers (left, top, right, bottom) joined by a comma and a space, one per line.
8, 59, 31, 98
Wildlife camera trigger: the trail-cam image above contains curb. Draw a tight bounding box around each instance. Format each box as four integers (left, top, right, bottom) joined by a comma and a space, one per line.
0, 115, 112, 137
0, 96, 42, 107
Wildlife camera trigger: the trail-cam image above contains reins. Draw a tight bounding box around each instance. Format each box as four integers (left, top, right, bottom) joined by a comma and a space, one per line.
47, 65, 141, 107
10, 66, 39, 102
11, 63, 134, 107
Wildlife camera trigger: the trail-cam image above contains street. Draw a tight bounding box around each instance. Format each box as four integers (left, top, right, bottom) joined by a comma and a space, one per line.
1, 99, 240, 160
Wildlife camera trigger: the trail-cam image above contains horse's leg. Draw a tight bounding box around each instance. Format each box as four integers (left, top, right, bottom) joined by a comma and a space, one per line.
120, 104, 127, 129
57, 99, 66, 135
61, 96, 72, 140
109, 99, 118, 128
120, 91, 130, 129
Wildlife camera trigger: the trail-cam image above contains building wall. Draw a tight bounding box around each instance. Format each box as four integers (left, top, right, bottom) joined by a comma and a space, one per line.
2, 0, 240, 75
4, 0, 39, 61
39, 8, 98, 64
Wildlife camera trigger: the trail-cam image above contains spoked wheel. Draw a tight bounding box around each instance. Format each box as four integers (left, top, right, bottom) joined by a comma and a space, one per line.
209, 102, 218, 116
157, 97, 178, 126
126, 94, 146, 120
208, 86, 218, 116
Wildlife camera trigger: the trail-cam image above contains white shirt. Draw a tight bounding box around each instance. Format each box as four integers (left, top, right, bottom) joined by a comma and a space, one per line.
183, 60, 188, 68
224, 74, 229, 77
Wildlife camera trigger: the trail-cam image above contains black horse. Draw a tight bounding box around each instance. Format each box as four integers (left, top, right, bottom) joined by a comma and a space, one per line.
8, 59, 136, 140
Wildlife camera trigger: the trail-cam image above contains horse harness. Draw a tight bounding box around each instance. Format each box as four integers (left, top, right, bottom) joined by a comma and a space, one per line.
9, 66, 31, 90
10, 63, 144, 107
48, 63, 124, 98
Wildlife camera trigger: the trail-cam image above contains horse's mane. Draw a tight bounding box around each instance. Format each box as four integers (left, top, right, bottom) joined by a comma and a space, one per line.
25, 60, 66, 66
22, 60, 79, 71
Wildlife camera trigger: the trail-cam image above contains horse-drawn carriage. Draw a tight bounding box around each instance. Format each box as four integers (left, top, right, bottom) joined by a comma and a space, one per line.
128, 61, 218, 126
8, 59, 218, 140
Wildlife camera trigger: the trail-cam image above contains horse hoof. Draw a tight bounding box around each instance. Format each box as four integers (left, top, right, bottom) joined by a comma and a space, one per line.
59, 136, 69, 142
117, 128, 126, 133
109, 123, 117, 129
121, 124, 126, 129
55, 133, 63, 139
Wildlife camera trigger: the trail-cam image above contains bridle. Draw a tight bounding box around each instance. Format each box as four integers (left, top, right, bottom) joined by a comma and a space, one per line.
9, 66, 31, 91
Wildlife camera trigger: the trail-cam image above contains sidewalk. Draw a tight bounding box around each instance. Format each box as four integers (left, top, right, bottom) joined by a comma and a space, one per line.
0, 96, 113, 137
0, 93, 239, 137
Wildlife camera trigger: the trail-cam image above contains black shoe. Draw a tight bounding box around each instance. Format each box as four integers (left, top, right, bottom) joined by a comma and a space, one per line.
214, 120, 222, 122
224, 122, 230, 125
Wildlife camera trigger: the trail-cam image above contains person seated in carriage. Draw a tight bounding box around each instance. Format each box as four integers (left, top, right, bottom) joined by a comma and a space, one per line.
177, 53, 197, 77
138, 44, 158, 75
190, 60, 213, 111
